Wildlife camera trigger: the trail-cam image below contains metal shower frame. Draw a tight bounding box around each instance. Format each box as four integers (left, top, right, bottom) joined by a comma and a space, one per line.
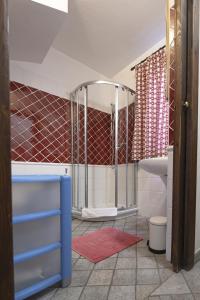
70, 80, 137, 220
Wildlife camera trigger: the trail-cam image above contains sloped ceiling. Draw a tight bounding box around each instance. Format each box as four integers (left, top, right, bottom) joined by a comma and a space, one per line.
9, 0, 166, 77
9, 0, 66, 63
53, 0, 166, 77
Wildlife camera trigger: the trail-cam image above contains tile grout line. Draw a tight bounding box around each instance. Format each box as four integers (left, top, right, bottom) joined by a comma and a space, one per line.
181, 270, 196, 299
49, 287, 58, 299
76, 219, 120, 300
145, 215, 163, 298
77, 259, 96, 300
149, 292, 196, 298
136, 215, 162, 300
72, 219, 95, 300
106, 220, 125, 300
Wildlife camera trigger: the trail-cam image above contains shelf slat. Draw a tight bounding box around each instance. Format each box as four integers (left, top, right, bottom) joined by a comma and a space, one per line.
13, 209, 61, 224
15, 274, 61, 300
12, 175, 61, 183
14, 242, 61, 264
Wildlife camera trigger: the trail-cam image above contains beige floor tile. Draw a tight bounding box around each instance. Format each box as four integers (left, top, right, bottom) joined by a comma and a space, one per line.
53, 287, 83, 300
136, 284, 159, 300
182, 267, 200, 293
80, 286, 109, 300
112, 269, 136, 286
73, 259, 94, 271
118, 245, 136, 258
151, 273, 190, 296
71, 270, 91, 287
94, 257, 117, 270
137, 269, 160, 285
116, 257, 137, 269
137, 256, 157, 268
108, 285, 135, 300
159, 268, 174, 283
87, 270, 113, 286
137, 247, 154, 257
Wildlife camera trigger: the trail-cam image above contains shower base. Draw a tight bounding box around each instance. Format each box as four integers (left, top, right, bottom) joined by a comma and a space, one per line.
72, 207, 138, 222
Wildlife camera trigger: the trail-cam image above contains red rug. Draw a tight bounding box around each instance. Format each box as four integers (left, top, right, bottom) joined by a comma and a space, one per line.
72, 227, 143, 263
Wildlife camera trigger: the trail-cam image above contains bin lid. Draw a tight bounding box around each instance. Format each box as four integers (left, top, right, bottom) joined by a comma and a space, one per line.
149, 216, 167, 226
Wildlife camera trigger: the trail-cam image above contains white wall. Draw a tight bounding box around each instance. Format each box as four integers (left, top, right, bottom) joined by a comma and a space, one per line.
195, 4, 200, 254
137, 166, 167, 218
10, 40, 165, 112
112, 38, 166, 91
10, 47, 112, 112
12, 160, 168, 217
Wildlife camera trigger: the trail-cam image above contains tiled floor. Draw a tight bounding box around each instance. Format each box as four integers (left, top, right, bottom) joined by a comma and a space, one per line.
37, 215, 200, 300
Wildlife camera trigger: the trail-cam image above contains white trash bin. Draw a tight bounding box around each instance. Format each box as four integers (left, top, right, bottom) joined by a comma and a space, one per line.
148, 216, 167, 254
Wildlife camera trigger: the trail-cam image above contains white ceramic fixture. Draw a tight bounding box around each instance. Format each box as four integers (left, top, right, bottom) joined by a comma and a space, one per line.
139, 157, 168, 176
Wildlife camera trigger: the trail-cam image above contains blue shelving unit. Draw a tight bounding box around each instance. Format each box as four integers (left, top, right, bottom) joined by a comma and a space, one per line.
12, 175, 72, 300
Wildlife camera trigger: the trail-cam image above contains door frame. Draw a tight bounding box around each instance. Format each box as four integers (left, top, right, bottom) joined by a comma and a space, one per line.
0, 0, 14, 298
172, 0, 199, 272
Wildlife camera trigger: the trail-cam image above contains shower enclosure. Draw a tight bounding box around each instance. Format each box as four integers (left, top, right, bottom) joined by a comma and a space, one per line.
71, 80, 137, 220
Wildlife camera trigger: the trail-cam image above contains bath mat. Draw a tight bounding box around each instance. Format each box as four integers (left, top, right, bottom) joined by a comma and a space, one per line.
72, 227, 143, 263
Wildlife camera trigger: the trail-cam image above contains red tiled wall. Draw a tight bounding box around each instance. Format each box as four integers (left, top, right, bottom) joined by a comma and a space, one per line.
87, 107, 112, 165
10, 81, 71, 163
72, 104, 112, 165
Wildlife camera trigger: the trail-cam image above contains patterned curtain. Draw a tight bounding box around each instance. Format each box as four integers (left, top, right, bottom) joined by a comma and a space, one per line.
132, 47, 168, 161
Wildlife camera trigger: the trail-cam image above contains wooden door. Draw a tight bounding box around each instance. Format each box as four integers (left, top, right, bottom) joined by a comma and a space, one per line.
172, 0, 199, 271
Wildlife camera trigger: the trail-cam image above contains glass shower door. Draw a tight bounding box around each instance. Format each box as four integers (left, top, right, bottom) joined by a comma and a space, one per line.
71, 87, 86, 212
115, 88, 136, 210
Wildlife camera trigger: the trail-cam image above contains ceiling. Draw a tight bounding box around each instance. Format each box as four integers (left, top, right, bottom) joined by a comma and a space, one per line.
9, 0, 166, 77
53, 0, 166, 77
9, 0, 66, 63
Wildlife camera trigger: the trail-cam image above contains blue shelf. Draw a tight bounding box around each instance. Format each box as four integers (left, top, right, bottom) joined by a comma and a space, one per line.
13, 175, 72, 299
14, 242, 61, 264
13, 209, 61, 224
12, 175, 61, 183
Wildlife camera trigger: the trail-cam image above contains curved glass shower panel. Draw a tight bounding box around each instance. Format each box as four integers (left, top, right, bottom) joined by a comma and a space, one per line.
71, 81, 137, 220
117, 88, 128, 209
71, 87, 86, 211
87, 83, 115, 210
128, 92, 137, 208
114, 89, 136, 210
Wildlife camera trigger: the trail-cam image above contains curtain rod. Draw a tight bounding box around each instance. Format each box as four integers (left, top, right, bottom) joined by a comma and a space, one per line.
130, 45, 166, 71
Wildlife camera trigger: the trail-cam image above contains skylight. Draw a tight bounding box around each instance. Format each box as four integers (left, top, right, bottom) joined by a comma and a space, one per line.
32, 0, 68, 13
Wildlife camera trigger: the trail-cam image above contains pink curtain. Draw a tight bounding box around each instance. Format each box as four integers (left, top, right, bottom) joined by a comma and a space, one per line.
132, 48, 168, 161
